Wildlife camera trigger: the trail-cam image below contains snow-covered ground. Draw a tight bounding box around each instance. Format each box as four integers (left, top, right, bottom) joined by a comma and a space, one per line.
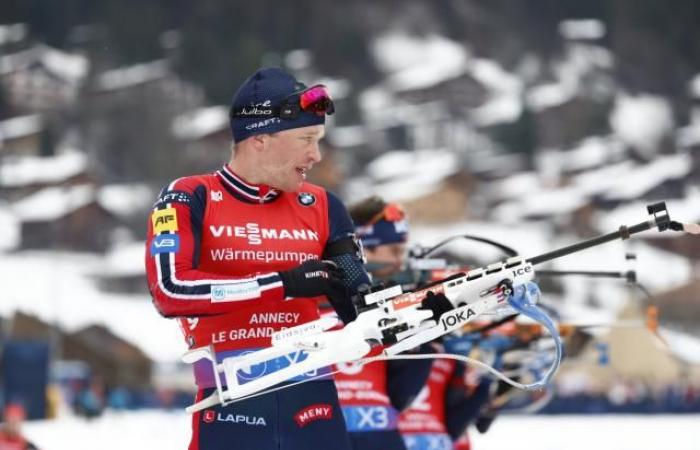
0, 251, 186, 363
469, 414, 700, 450
22, 410, 700, 450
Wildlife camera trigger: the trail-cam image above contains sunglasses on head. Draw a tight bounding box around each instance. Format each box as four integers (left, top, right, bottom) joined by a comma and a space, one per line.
368, 203, 406, 226
232, 84, 335, 120
281, 84, 335, 119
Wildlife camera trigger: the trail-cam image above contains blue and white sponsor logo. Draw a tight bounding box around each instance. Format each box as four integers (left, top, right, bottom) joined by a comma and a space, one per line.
210, 281, 260, 302
342, 406, 398, 432
211, 286, 226, 300
403, 433, 452, 450
198, 348, 330, 389
150, 234, 180, 255
297, 192, 316, 206
233, 349, 320, 385
236, 351, 268, 381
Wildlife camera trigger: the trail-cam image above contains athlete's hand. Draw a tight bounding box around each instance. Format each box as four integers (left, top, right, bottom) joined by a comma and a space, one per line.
278, 260, 347, 299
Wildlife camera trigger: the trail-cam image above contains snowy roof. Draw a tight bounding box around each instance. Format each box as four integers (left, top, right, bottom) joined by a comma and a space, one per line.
12, 184, 96, 222
0, 202, 20, 251
486, 171, 540, 201
327, 125, 367, 147
96, 60, 168, 91
526, 43, 613, 112
365, 149, 457, 181
569, 160, 635, 196
600, 153, 692, 202
0, 251, 185, 363
470, 59, 522, 94
0, 44, 88, 83
369, 175, 446, 203
97, 183, 155, 218
491, 152, 691, 223
357, 86, 394, 117
463, 149, 527, 176
469, 59, 523, 126
676, 109, 700, 147
471, 94, 522, 127
372, 32, 468, 89
558, 19, 606, 40
98, 240, 147, 277
565, 43, 614, 74
171, 105, 228, 141
41, 45, 90, 82
491, 186, 589, 222
676, 123, 700, 148
0, 47, 29, 75
593, 187, 700, 232
0, 151, 88, 187
536, 136, 626, 174
385, 59, 469, 93
609, 93, 674, 156
491, 161, 632, 222
285, 49, 313, 71
690, 73, 700, 99
353, 149, 460, 202
527, 81, 577, 112
0, 114, 42, 141
0, 23, 27, 46
370, 32, 525, 127
361, 96, 447, 128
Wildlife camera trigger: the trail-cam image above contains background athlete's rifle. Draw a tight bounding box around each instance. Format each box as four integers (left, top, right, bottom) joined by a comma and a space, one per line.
182, 202, 681, 412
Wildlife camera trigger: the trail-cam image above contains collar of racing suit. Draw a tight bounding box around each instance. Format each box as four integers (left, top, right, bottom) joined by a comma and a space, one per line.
217, 164, 281, 204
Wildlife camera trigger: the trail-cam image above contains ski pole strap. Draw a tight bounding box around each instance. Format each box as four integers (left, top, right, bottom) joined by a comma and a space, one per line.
506, 282, 562, 390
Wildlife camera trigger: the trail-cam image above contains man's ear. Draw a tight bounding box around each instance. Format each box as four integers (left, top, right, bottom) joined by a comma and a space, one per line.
250, 133, 268, 151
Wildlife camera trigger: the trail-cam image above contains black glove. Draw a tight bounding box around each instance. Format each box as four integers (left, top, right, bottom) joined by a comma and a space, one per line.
278, 259, 347, 299
279, 260, 355, 322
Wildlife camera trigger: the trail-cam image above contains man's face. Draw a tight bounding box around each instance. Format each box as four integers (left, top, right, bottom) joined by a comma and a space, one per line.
365, 242, 407, 279
258, 125, 325, 192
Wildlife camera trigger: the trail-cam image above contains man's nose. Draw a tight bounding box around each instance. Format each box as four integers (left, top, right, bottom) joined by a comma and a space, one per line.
308, 143, 322, 163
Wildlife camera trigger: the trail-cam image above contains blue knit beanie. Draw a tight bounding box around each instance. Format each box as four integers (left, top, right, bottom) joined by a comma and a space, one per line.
355, 218, 409, 248
229, 67, 326, 143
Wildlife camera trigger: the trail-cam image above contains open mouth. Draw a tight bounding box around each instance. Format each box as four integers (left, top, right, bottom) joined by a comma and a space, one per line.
296, 167, 308, 179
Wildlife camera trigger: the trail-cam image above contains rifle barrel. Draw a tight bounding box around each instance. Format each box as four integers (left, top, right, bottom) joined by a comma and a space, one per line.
537, 270, 625, 278
528, 220, 653, 266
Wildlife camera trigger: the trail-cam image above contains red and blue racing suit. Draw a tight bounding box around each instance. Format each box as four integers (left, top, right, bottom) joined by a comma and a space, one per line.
145, 165, 370, 450
331, 337, 432, 450
398, 357, 491, 450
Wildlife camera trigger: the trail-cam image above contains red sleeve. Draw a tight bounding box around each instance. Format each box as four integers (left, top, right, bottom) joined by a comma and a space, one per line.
144, 176, 285, 317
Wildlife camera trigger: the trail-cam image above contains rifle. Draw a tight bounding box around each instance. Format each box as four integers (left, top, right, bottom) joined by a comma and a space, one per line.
182, 202, 680, 413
